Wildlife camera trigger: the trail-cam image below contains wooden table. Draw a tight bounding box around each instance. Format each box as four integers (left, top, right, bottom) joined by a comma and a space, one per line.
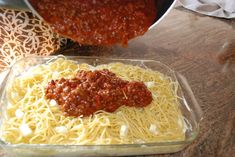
58, 5, 235, 157
0, 5, 235, 157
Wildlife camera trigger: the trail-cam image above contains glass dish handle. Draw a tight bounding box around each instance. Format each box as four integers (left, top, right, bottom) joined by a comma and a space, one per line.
175, 72, 203, 123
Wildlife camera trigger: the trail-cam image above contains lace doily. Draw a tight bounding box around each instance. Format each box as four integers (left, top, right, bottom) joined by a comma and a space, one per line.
0, 8, 67, 71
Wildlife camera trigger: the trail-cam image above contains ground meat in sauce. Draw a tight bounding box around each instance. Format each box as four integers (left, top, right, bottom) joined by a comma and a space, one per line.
28, 0, 157, 46
45, 69, 153, 117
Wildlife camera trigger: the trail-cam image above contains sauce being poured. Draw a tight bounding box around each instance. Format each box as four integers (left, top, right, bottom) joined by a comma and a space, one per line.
28, 0, 156, 46
45, 69, 153, 117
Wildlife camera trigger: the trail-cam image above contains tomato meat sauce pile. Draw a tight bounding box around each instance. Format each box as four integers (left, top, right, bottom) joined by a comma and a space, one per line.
45, 69, 153, 117
28, 0, 157, 46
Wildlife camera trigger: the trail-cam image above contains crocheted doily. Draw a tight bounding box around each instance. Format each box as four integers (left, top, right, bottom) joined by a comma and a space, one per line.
0, 8, 67, 71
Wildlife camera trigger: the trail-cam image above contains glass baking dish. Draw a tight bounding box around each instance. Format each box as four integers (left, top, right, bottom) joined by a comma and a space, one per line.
0, 56, 202, 157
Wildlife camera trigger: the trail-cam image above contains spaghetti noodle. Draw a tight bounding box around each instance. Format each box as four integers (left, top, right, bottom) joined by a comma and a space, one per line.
1, 57, 185, 144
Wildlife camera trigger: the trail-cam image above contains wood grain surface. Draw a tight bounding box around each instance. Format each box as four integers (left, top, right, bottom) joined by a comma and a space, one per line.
0, 5, 235, 157
57, 5, 235, 157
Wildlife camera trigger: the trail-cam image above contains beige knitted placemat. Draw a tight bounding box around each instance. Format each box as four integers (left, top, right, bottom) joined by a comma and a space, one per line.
0, 8, 67, 72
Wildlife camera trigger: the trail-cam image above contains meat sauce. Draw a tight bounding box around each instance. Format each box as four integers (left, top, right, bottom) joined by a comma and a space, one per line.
45, 69, 153, 117
28, 0, 156, 46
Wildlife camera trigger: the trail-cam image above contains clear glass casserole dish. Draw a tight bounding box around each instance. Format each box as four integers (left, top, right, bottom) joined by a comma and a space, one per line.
0, 56, 202, 157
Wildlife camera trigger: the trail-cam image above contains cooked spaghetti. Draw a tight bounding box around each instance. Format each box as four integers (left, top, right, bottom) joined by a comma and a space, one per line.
0, 57, 185, 144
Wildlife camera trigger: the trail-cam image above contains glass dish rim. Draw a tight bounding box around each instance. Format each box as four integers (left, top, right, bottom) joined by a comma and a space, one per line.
0, 55, 202, 148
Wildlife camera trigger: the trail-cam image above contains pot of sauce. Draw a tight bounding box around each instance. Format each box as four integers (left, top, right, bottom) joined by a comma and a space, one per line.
0, 0, 176, 45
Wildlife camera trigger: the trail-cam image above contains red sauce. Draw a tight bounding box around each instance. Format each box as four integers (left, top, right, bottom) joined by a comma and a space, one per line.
45, 69, 153, 117
28, 0, 156, 46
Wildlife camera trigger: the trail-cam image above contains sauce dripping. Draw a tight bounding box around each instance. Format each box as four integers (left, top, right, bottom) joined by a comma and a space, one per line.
28, 0, 157, 46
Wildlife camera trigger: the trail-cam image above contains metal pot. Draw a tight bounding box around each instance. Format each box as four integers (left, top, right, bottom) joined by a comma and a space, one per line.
0, 0, 176, 29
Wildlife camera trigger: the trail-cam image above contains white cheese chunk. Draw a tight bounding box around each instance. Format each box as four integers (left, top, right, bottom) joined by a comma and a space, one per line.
20, 124, 32, 137
15, 109, 24, 118
149, 124, 158, 135
120, 125, 128, 137
49, 99, 57, 107
145, 82, 155, 88
55, 126, 67, 133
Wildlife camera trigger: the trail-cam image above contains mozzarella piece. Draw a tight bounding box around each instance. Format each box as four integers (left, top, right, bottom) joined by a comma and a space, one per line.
15, 109, 24, 118
120, 125, 128, 137
20, 124, 32, 137
49, 99, 57, 107
145, 81, 155, 88
149, 124, 158, 135
55, 126, 67, 133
